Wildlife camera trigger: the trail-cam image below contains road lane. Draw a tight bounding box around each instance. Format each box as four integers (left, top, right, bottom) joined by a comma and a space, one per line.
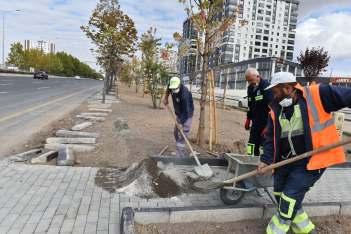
0, 75, 103, 157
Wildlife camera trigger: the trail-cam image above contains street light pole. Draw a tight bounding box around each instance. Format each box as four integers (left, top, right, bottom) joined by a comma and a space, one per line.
2, 14, 5, 68
1, 9, 21, 68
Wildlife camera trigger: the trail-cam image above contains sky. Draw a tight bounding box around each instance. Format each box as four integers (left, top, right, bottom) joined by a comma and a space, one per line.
0, 0, 350, 76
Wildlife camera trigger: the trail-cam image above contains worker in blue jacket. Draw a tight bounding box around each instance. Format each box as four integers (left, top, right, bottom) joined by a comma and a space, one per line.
163, 77, 194, 157
245, 68, 273, 156
258, 72, 351, 234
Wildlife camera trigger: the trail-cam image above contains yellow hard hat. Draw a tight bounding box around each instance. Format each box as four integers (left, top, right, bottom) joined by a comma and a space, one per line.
169, 76, 181, 89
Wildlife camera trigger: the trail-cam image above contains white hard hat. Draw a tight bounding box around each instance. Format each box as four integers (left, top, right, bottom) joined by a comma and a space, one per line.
265, 72, 296, 90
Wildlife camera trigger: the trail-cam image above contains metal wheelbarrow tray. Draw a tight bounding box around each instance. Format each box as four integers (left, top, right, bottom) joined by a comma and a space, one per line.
220, 153, 273, 205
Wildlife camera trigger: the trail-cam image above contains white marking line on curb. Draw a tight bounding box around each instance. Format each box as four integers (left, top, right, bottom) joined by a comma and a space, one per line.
0, 87, 96, 124
0, 91, 8, 94
37, 86, 50, 90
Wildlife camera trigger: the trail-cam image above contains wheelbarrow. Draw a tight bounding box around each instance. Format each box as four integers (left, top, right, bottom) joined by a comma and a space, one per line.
194, 139, 351, 205
219, 153, 274, 205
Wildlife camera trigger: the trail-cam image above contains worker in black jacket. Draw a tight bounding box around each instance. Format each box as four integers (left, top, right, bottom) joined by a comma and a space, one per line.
245, 68, 273, 156
163, 77, 194, 157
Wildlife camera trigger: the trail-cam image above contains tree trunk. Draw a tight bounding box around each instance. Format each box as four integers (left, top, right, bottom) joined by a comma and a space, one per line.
197, 35, 210, 147
102, 71, 109, 104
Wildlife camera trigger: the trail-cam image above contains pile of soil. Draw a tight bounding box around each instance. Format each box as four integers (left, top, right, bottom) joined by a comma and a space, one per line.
95, 158, 181, 198
136, 215, 351, 234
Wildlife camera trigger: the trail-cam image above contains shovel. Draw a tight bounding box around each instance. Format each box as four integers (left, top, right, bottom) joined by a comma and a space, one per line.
166, 104, 214, 178
194, 137, 351, 190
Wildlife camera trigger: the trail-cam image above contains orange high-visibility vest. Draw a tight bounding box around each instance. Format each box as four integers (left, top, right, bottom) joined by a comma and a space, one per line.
295, 84, 345, 170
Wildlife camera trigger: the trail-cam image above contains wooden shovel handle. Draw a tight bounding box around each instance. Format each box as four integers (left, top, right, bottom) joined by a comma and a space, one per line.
223, 138, 351, 184
166, 105, 201, 166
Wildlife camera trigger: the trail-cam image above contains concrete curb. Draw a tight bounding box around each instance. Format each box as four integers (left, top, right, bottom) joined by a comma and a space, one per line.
151, 156, 351, 168
121, 201, 351, 233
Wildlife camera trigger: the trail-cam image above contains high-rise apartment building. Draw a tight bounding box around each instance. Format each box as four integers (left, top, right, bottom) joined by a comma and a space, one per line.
221, 0, 299, 63
23, 40, 56, 54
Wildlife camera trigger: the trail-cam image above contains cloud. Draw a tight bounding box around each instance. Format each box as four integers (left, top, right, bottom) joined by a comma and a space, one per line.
299, 0, 351, 19
119, 0, 186, 43
295, 12, 351, 76
0, 0, 350, 75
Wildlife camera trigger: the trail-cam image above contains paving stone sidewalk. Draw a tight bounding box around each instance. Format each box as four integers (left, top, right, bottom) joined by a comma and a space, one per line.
0, 162, 119, 234
0, 160, 350, 234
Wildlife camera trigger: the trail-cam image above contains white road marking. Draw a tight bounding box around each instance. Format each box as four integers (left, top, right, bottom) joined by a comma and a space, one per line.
37, 87, 50, 90
0, 92, 8, 94
0, 83, 12, 86
33, 82, 43, 84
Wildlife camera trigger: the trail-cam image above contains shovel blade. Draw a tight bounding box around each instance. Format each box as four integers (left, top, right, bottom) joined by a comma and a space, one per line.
194, 163, 213, 179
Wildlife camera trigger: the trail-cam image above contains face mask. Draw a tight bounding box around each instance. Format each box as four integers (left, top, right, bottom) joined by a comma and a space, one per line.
172, 88, 180, 94
279, 98, 293, 107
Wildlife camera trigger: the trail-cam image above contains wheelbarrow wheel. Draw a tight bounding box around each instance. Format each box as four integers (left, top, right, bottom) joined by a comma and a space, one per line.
219, 182, 245, 205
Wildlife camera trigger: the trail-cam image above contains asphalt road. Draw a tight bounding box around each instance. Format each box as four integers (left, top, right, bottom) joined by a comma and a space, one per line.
0, 75, 102, 157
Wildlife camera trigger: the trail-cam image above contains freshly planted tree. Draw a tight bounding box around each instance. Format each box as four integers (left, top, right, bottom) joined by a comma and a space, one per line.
139, 28, 169, 109
297, 47, 330, 83
81, 0, 137, 101
176, 0, 245, 146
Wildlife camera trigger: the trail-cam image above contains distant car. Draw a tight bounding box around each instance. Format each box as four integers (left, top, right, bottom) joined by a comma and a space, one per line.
74, 75, 81, 79
237, 96, 248, 109
33, 71, 48, 79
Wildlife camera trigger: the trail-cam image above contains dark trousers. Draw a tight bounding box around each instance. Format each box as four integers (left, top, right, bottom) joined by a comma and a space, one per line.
247, 125, 265, 156
274, 165, 325, 220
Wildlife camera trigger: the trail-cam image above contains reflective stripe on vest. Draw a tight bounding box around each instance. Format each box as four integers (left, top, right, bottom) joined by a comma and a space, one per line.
295, 84, 345, 170
304, 87, 335, 132
279, 105, 304, 156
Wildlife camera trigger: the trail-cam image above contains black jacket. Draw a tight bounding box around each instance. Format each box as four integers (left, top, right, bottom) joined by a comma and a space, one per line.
247, 78, 273, 127
170, 84, 194, 124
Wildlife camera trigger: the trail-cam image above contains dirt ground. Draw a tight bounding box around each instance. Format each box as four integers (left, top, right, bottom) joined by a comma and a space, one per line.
75, 85, 249, 168
135, 215, 351, 234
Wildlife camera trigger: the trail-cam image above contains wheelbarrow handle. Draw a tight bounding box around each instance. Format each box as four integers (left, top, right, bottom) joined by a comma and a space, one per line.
223, 138, 351, 185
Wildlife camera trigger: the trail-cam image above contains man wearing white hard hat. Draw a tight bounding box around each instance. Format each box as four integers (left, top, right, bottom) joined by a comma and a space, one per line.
163, 77, 194, 157
258, 72, 351, 234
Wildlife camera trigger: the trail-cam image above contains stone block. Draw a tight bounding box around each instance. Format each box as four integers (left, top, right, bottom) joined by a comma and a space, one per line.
56, 130, 99, 138
45, 144, 96, 153
71, 122, 93, 131
170, 207, 263, 223
46, 137, 96, 144
31, 151, 58, 164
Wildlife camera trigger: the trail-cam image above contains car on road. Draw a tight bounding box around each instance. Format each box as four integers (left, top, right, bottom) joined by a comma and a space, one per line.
33, 71, 48, 79
236, 96, 248, 109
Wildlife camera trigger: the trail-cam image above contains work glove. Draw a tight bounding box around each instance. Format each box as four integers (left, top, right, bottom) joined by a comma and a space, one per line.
244, 118, 251, 130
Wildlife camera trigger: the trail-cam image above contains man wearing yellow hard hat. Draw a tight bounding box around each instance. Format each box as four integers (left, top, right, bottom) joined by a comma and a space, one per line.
163, 77, 194, 157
